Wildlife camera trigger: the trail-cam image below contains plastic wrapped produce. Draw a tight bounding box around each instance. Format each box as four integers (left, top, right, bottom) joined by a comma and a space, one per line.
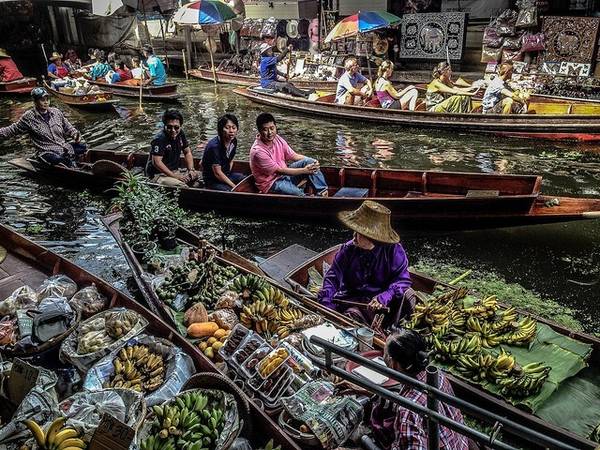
37, 275, 78, 301
0, 285, 38, 316
69, 285, 108, 319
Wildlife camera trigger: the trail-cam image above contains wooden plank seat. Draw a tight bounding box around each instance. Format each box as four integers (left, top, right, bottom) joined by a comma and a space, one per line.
332, 187, 369, 198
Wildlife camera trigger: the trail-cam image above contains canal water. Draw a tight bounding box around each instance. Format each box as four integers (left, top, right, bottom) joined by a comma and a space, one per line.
1, 78, 600, 331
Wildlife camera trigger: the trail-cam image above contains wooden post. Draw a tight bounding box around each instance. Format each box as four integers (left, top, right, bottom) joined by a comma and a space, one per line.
159, 16, 170, 71
184, 25, 193, 70
286, 49, 292, 80
182, 49, 189, 79
208, 35, 217, 84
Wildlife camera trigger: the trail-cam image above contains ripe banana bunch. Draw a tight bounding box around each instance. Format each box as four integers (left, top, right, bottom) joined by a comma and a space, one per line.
142, 392, 224, 450
106, 344, 165, 392
487, 349, 516, 380
499, 362, 551, 397
465, 317, 501, 348
463, 295, 498, 318
502, 317, 537, 345
253, 285, 290, 308
277, 306, 304, 323
491, 307, 518, 333
432, 335, 479, 361
23, 417, 85, 450
230, 274, 268, 300
431, 287, 469, 305
241, 299, 278, 334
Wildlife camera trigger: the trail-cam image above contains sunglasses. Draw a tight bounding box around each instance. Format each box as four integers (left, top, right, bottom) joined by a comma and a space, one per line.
165, 125, 180, 130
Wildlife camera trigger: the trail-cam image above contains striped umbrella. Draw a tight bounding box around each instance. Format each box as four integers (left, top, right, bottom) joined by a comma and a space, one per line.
324, 11, 402, 43
173, 0, 237, 25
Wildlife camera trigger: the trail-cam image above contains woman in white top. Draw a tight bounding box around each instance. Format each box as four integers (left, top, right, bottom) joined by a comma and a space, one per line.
374, 61, 419, 110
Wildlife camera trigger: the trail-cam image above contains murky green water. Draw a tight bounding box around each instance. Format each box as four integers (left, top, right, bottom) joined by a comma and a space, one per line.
1, 78, 600, 331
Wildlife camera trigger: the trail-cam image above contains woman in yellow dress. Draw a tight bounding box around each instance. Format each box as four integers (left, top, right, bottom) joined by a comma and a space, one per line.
426, 61, 475, 113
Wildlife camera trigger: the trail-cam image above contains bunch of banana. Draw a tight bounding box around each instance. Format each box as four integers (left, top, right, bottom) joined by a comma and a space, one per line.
23, 417, 85, 450
487, 349, 517, 380
276, 306, 304, 324
501, 317, 537, 346
240, 300, 278, 334
430, 287, 469, 305
491, 307, 518, 333
141, 391, 224, 450
465, 317, 502, 348
252, 285, 290, 308
499, 362, 551, 397
105, 344, 165, 392
230, 274, 269, 300
432, 335, 479, 361
462, 295, 498, 318
275, 313, 322, 338
408, 298, 452, 331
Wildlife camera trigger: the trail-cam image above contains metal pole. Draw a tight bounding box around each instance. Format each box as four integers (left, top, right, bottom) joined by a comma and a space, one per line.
426, 365, 440, 450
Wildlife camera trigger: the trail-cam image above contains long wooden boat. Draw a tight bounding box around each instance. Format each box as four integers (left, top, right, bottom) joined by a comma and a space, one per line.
234, 87, 600, 141
43, 81, 117, 112
0, 77, 37, 95
285, 244, 600, 450
9, 149, 600, 230
89, 79, 180, 102
104, 211, 598, 449
0, 222, 299, 450
188, 68, 338, 90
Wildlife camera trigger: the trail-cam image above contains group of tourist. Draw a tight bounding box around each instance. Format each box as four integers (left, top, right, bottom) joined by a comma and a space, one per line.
256, 40, 523, 115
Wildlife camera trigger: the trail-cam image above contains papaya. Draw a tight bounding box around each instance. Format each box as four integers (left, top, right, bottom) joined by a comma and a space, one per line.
187, 321, 219, 338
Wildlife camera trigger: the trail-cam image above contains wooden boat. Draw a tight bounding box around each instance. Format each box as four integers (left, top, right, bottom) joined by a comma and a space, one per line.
9, 149, 600, 230
0, 222, 299, 450
0, 77, 37, 95
43, 81, 117, 112
188, 68, 338, 90
234, 86, 600, 141
89, 79, 180, 102
104, 210, 598, 449
284, 244, 600, 450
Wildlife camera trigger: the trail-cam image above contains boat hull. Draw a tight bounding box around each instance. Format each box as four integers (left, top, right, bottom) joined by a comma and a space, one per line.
8, 150, 600, 230
0, 77, 37, 95
234, 87, 600, 141
89, 80, 180, 102
188, 68, 338, 90
44, 82, 117, 112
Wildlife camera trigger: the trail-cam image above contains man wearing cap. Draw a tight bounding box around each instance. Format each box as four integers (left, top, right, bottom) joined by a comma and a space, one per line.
258, 43, 310, 98
318, 200, 416, 328
142, 45, 167, 86
0, 88, 85, 166
0, 48, 24, 82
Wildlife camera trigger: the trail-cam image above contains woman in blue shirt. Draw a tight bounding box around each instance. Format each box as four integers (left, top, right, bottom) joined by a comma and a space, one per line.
201, 114, 246, 191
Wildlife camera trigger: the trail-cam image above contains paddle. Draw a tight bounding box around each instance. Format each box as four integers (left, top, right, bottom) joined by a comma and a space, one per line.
286, 47, 292, 81
137, 51, 145, 114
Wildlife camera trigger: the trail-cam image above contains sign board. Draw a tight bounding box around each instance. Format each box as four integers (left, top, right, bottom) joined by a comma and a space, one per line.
8, 359, 40, 406
89, 414, 135, 450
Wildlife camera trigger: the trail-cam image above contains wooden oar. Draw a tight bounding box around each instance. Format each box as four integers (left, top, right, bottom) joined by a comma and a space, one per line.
333, 298, 390, 313
286, 48, 292, 81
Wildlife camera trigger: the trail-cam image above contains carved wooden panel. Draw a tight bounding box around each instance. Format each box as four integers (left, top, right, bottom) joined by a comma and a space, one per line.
542, 16, 600, 64
399, 12, 467, 60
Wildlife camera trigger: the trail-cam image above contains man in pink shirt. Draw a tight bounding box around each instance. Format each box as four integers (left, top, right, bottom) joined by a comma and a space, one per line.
249, 112, 328, 196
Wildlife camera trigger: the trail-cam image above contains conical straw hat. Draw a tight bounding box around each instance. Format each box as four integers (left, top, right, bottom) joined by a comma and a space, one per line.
337, 200, 399, 244
0, 48, 9, 58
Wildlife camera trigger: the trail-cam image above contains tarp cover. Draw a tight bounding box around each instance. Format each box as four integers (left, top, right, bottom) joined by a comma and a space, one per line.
75, 11, 136, 48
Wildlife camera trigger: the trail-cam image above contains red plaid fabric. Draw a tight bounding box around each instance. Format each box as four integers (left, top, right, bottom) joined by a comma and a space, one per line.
391, 371, 469, 450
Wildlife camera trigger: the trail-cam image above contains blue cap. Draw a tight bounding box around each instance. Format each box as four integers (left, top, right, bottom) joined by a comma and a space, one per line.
31, 87, 49, 100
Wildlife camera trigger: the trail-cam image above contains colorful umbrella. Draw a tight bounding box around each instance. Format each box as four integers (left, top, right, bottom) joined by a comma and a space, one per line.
173, 0, 237, 25
324, 11, 402, 43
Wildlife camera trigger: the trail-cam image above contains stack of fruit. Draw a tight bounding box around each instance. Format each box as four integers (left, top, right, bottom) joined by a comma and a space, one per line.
103, 344, 165, 392
407, 288, 551, 398
230, 274, 269, 301
140, 391, 227, 450
23, 417, 85, 450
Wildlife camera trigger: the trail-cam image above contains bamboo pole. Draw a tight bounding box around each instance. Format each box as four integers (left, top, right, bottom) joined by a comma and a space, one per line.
159, 16, 170, 71
182, 49, 189, 80
208, 35, 217, 84
286, 48, 292, 81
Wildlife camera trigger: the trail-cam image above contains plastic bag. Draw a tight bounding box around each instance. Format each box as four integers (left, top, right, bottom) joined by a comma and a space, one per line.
58, 389, 145, 441
0, 286, 38, 316
522, 33, 545, 52
215, 291, 239, 310
481, 46, 502, 63
83, 334, 195, 406
37, 275, 78, 301
209, 309, 239, 330
503, 36, 522, 50
501, 49, 523, 63
77, 330, 114, 355
516, 6, 537, 28
483, 26, 503, 48
0, 316, 17, 346
104, 309, 140, 339
60, 308, 148, 373
69, 285, 108, 319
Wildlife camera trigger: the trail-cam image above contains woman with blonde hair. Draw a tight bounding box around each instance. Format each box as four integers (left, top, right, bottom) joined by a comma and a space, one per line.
425, 61, 475, 113
375, 60, 419, 110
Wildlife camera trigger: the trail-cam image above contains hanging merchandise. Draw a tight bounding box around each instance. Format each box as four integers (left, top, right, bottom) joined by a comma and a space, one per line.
501, 48, 523, 62
286, 20, 299, 39
542, 16, 600, 64
516, 6, 538, 28
503, 36, 522, 51
399, 12, 467, 60
373, 36, 389, 55
481, 46, 502, 63
298, 18, 310, 37
521, 33, 545, 52
496, 9, 518, 37
276, 36, 288, 52
483, 25, 503, 48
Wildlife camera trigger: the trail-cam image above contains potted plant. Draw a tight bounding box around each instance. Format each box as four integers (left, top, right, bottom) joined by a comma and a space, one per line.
130, 240, 157, 262
153, 217, 177, 251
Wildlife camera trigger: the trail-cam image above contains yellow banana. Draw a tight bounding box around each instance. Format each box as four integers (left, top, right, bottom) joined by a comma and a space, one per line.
57, 438, 86, 450
45, 417, 67, 448
23, 419, 46, 448
53, 428, 79, 448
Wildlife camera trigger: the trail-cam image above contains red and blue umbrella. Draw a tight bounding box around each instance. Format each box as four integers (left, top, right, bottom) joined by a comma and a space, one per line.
173, 0, 237, 25
324, 10, 401, 43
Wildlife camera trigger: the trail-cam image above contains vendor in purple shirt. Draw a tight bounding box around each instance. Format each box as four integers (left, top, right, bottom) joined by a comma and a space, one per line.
317, 200, 417, 328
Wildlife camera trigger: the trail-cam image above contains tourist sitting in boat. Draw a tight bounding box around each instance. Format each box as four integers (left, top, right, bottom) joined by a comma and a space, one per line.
426, 61, 475, 113
317, 200, 416, 328
0, 87, 86, 166
116, 60, 132, 82
375, 60, 419, 111
258, 43, 311, 98
63, 48, 82, 73
371, 329, 469, 450
250, 112, 327, 196
88, 53, 112, 81
0, 48, 24, 82
481, 63, 524, 115
146, 108, 197, 187
142, 44, 166, 86
335, 57, 373, 105
202, 113, 245, 191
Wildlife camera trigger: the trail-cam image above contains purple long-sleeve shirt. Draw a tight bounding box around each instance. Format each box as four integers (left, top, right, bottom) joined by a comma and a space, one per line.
317, 240, 412, 310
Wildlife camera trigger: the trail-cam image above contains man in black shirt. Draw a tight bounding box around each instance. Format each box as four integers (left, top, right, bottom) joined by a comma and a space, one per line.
146, 109, 197, 186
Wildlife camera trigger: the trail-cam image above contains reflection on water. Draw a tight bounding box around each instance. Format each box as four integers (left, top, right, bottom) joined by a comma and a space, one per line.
1, 78, 600, 331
